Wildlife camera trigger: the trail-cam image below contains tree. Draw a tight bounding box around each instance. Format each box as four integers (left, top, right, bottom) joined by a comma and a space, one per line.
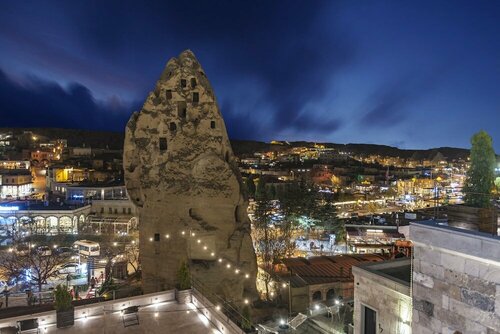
245, 176, 256, 199
463, 131, 496, 208
253, 176, 276, 299
1, 249, 68, 299
312, 193, 337, 232
495, 177, 500, 193
241, 305, 252, 331
366, 202, 378, 224
125, 244, 140, 274
177, 260, 191, 290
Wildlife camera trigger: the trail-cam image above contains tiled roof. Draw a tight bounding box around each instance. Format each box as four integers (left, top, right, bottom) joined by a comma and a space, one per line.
282, 254, 386, 286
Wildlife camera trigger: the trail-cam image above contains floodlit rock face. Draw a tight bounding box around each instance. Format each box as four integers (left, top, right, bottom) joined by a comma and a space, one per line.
123, 50, 258, 302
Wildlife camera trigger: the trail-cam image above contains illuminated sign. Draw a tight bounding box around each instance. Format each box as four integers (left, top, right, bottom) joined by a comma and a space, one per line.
0, 206, 19, 211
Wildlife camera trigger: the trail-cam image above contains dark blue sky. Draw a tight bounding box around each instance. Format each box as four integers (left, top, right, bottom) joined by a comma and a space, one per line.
1, 1, 499, 150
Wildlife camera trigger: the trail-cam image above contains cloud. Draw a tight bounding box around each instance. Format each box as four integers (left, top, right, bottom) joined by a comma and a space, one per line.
5, 1, 352, 140
361, 70, 446, 128
0, 69, 140, 131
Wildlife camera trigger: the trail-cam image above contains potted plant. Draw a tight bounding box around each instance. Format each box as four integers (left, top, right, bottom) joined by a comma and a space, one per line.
175, 260, 191, 303
55, 284, 74, 328
448, 130, 497, 234
241, 305, 253, 332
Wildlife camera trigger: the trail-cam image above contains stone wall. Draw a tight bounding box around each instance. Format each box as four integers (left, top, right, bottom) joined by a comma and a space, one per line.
353, 259, 412, 334
411, 221, 500, 334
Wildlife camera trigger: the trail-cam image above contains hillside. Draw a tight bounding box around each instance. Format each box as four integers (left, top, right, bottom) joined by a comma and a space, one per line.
0, 127, 471, 160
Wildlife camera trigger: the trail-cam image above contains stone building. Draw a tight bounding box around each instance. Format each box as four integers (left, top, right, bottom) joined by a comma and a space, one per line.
123, 50, 257, 302
411, 221, 500, 333
279, 254, 386, 313
352, 258, 412, 334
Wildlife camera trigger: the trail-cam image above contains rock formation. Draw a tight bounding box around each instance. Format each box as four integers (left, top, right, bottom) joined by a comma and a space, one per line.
123, 50, 258, 303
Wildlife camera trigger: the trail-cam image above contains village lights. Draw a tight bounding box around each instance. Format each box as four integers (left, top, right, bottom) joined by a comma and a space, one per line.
315, 304, 320, 310
197, 239, 201, 244
149, 237, 153, 242
154, 312, 159, 317
244, 299, 249, 304
181, 231, 185, 235
235, 269, 240, 274
216, 305, 221, 311
282, 283, 287, 288
218, 258, 223, 263
53, 245, 58, 249
210, 252, 215, 256
226, 264, 231, 269
165, 234, 170, 239
245, 274, 250, 279
113, 242, 118, 246
203, 246, 207, 250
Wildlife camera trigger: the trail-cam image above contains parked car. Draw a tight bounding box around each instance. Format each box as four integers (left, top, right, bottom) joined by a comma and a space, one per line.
36, 246, 52, 256
58, 263, 80, 275
56, 247, 75, 256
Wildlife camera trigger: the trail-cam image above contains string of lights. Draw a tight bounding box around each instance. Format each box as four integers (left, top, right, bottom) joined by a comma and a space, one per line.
147, 229, 253, 287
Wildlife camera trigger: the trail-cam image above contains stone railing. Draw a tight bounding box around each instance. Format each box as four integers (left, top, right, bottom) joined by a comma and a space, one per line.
0, 288, 246, 334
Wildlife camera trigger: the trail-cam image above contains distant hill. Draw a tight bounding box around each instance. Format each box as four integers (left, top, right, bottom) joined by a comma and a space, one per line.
0, 128, 125, 150
0, 127, 471, 160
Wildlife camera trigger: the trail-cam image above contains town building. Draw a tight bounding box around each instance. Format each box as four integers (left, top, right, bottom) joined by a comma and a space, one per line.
345, 224, 406, 254
0, 160, 30, 170
0, 169, 33, 199
0, 202, 91, 242
352, 258, 411, 334
279, 254, 386, 313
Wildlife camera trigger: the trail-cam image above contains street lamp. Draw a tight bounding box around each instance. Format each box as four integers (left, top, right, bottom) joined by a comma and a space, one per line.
282, 281, 292, 316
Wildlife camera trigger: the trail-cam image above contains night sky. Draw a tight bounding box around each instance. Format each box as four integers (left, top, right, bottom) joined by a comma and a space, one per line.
1, 1, 499, 150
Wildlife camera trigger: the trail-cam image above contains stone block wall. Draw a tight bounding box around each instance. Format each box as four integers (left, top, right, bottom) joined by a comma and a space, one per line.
353, 260, 411, 334
411, 221, 500, 334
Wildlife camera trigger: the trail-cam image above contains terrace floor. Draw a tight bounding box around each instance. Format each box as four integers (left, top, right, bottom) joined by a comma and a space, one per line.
33, 301, 221, 334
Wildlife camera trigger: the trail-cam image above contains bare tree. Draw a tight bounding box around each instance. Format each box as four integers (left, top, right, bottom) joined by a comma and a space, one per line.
125, 244, 140, 274
1, 249, 68, 300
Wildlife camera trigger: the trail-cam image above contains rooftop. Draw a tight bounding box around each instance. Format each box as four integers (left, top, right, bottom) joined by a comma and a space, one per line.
355, 258, 411, 286
282, 254, 386, 287
0, 169, 31, 176
410, 220, 500, 263
67, 179, 125, 188
0, 201, 89, 211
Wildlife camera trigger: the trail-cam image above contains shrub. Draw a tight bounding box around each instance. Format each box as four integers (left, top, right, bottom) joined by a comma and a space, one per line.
54, 285, 72, 312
